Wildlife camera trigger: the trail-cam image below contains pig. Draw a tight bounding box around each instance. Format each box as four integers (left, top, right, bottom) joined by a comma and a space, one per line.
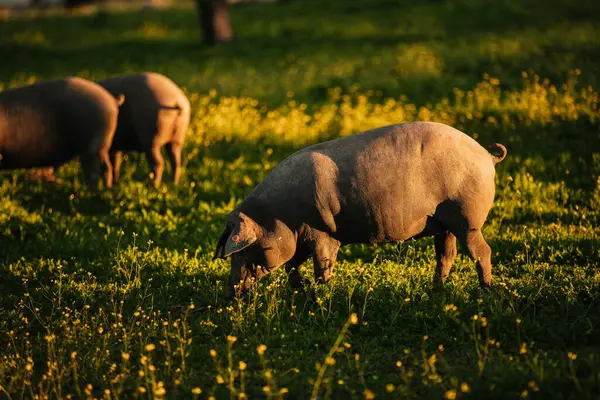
98, 72, 191, 186
213, 121, 507, 298
0, 77, 122, 187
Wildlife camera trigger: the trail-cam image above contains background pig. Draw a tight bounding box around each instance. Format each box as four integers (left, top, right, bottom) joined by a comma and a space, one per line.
214, 121, 507, 298
0, 77, 122, 187
99, 72, 191, 186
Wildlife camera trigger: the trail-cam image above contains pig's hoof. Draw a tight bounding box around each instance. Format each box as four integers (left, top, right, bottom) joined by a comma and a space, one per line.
290, 279, 311, 295
479, 281, 492, 290
432, 283, 444, 292
30, 169, 57, 183
432, 276, 449, 290
288, 270, 310, 289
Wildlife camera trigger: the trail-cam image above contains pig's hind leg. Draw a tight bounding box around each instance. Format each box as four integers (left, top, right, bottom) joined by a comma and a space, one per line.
100, 149, 114, 188
461, 229, 492, 287
166, 141, 183, 184
445, 223, 492, 287
433, 231, 457, 288
138, 120, 167, 187
406, 216, 456, 288
110, 151, 123, 183
144, 144, 165, 187
432, 200, 493, 287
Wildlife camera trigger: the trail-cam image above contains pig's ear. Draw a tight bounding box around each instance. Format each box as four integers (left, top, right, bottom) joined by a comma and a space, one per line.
218, 213, 261, 259
213, 226, 231, 260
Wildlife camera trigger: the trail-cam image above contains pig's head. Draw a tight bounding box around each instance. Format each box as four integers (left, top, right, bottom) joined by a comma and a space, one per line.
213, 212, 296, 298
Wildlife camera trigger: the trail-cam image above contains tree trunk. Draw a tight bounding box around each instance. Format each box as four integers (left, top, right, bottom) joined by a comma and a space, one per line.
196, 0, 234, 46
64, 0, 94, 10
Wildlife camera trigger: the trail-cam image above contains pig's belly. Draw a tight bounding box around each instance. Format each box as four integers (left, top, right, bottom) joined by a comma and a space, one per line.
0, 151, 73, 169
0, 139, 74, 169
110, 128, 142, 152
332, 206, 442, 245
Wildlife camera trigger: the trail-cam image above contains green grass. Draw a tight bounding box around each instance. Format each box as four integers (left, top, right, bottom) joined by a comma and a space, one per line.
1, 0, 600, 398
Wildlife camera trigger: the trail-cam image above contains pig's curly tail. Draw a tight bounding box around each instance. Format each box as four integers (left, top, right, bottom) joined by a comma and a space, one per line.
487, 143, 507, 164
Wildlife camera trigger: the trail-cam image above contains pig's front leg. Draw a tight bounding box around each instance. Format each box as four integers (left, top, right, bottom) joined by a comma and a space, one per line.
312, 234, 340, 284
285, 246, 311, 291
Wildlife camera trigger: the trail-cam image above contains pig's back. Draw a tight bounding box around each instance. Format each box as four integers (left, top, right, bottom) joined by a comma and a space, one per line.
342, 121, 495, 201
100, 73, 190, 149
100, 73, 188, 111
332, 122, 495, 242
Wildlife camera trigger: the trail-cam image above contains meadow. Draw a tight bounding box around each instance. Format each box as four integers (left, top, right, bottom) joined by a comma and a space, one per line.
0, 0, 599, 398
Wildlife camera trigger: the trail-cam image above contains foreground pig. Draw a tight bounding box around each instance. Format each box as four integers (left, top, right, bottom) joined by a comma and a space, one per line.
0, 77, 122, 187
98, 72, 191, 185
214, 121, 507, 298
